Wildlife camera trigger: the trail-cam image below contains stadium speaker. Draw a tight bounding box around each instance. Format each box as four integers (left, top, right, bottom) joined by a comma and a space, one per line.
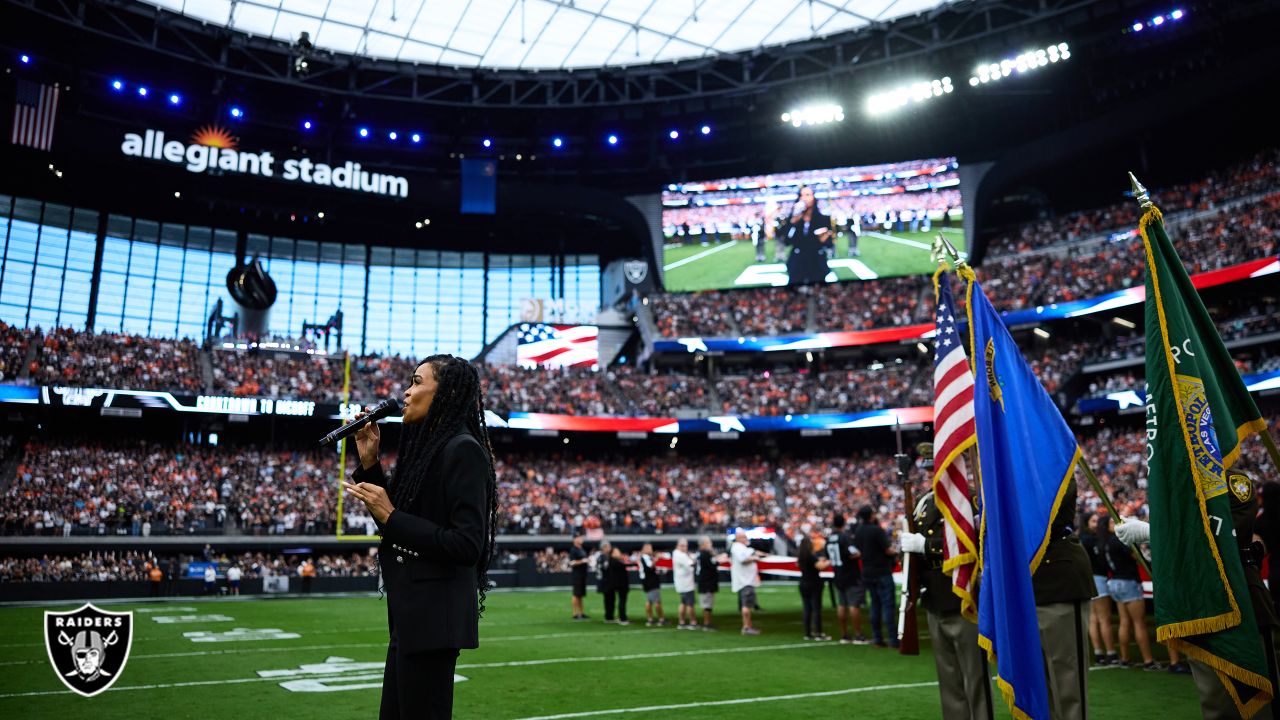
226, 257, 277, 336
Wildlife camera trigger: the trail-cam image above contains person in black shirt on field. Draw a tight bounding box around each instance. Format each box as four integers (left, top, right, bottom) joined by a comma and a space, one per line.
797, 533, 832, 640
637, 543, 667, 626
853, 505, 898, 648
1079, 512, 1117, 666
600, 542, 631, 625
568, 535, 590, 621
695, 536, 723, 630
1102, 514, 1157, 669
827, 513, 867, 644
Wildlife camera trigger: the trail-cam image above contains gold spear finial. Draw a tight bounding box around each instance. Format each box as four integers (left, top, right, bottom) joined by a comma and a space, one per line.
1129, 172, 1153, 210
935, 233, 966, 268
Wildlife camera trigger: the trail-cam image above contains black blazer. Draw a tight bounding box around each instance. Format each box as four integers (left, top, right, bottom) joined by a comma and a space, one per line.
352, 430, 489, 654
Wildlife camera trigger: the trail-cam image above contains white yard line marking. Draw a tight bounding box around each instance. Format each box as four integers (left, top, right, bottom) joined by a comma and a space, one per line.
862, 231, 934, 251
509, 681, 941, 719
663, 241, 739, 271
0, 641, 1125, 699
0, 631, 589, 666
457, 641, 830, 669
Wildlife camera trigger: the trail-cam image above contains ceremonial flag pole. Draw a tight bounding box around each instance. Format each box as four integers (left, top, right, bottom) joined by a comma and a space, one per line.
934, 234, 1137, 568
1133, 171, 1275, 718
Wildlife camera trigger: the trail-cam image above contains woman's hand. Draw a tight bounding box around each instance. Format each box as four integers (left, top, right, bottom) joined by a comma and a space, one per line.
353, 404, 381, 469
343, 481, 394, 525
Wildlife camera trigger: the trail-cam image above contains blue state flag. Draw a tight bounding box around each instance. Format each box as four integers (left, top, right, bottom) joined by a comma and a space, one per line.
964, 266, 1082, 720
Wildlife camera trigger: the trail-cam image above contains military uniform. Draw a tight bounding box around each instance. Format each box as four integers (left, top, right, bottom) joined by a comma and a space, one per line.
912, 491, 992, 720
1190, 470, 1278, 720
1031, 479, 1097, 720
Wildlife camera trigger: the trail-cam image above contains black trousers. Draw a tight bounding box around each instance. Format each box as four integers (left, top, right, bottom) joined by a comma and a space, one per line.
379, 640, 460, 720
800, 584, 824, 636
602, 588, 629, 621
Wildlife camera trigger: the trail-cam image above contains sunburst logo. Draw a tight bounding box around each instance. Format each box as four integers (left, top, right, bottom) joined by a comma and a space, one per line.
190, 125, 239, 149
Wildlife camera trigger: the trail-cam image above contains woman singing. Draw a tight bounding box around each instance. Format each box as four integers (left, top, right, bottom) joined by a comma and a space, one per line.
781, 185, 832, 285
343, 354, 498, 719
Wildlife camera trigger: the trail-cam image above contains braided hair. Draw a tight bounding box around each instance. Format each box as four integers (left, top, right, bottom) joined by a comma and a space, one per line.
390, 354, 499, 615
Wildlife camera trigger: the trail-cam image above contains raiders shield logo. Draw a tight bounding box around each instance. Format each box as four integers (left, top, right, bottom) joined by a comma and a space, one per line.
623, 260, 648, 284
44, 603, 133, 697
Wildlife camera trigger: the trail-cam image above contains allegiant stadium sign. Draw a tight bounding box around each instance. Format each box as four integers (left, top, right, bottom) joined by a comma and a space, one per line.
119, 126, 409, 198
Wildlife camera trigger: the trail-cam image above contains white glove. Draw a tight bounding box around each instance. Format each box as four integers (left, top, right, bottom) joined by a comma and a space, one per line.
1115, 517, 1151, 545
900, 532, 926, 554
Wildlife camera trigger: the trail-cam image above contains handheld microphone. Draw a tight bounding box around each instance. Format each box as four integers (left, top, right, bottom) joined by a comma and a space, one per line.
318, 398, 400, 448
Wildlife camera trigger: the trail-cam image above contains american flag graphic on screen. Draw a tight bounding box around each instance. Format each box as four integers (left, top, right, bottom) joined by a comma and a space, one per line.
931, 269, 978, 621
516, 323, 599, 369
11, 79, 59, 151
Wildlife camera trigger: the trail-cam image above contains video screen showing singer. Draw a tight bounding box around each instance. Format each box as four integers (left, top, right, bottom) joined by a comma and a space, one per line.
775, 185, 832, 285
342, 355, 498, 720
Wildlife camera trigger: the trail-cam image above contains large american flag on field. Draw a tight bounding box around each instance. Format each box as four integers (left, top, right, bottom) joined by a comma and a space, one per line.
931, 269, 979, 621
11, 79, 59, 151
516, 323, 599, 370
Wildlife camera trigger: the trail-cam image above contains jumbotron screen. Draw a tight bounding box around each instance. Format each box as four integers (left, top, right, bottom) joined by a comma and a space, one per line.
660, 157, 964, 292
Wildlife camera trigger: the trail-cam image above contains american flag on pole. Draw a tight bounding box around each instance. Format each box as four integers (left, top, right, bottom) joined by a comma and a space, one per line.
931, 268, 979, 621
11, 79, 59, 151
516, 323, 599, 370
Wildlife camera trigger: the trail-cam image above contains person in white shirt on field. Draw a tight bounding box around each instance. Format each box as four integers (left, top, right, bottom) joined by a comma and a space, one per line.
730, 529, 763, 635
671, 538, 698, 629
226, 564, 242, 595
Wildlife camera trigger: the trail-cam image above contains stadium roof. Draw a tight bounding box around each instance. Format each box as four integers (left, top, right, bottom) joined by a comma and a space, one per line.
136, 0, 947, 70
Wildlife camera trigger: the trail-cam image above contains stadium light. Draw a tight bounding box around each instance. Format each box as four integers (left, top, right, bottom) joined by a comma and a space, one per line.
552, 137, 563, 148
111, 79, 124, 92
358, 127, 369, 138
700, 125, 711, 135
668, 129, 680, 140
230, 106, 244, 119
411, 133, 422, 143
607, 134, 618, 146
168, 93, 182, 106
780, 103, 844, 128
483, 138, 492, 148
303, 120, 313, 130
20, 54, 30, 64
969, 43, 1069, 86
388, 131, 398, 140
137, 86, 149, 97
1126, 9, 1186, 34
865, 77, 953, 116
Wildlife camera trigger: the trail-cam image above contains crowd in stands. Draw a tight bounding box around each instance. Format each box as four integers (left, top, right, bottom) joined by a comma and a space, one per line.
606, 366, 709, 416
0, 550, 377, 582
32, 328, 203, 392
715, 368, 812, 416
0, 439, 343, 537
0, 321, 34, 383
211, 348, 341, 401
480, 364, 611, 416
984, 148, 1280, 258
496, 453, 782, 535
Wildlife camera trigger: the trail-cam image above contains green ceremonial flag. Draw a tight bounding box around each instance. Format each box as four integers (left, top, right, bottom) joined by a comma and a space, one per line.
1142, 204, 1274, 718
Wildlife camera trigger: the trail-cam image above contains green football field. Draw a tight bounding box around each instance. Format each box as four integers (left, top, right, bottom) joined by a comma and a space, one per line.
0, 584, 1200, 719
662, 225, 967, 292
